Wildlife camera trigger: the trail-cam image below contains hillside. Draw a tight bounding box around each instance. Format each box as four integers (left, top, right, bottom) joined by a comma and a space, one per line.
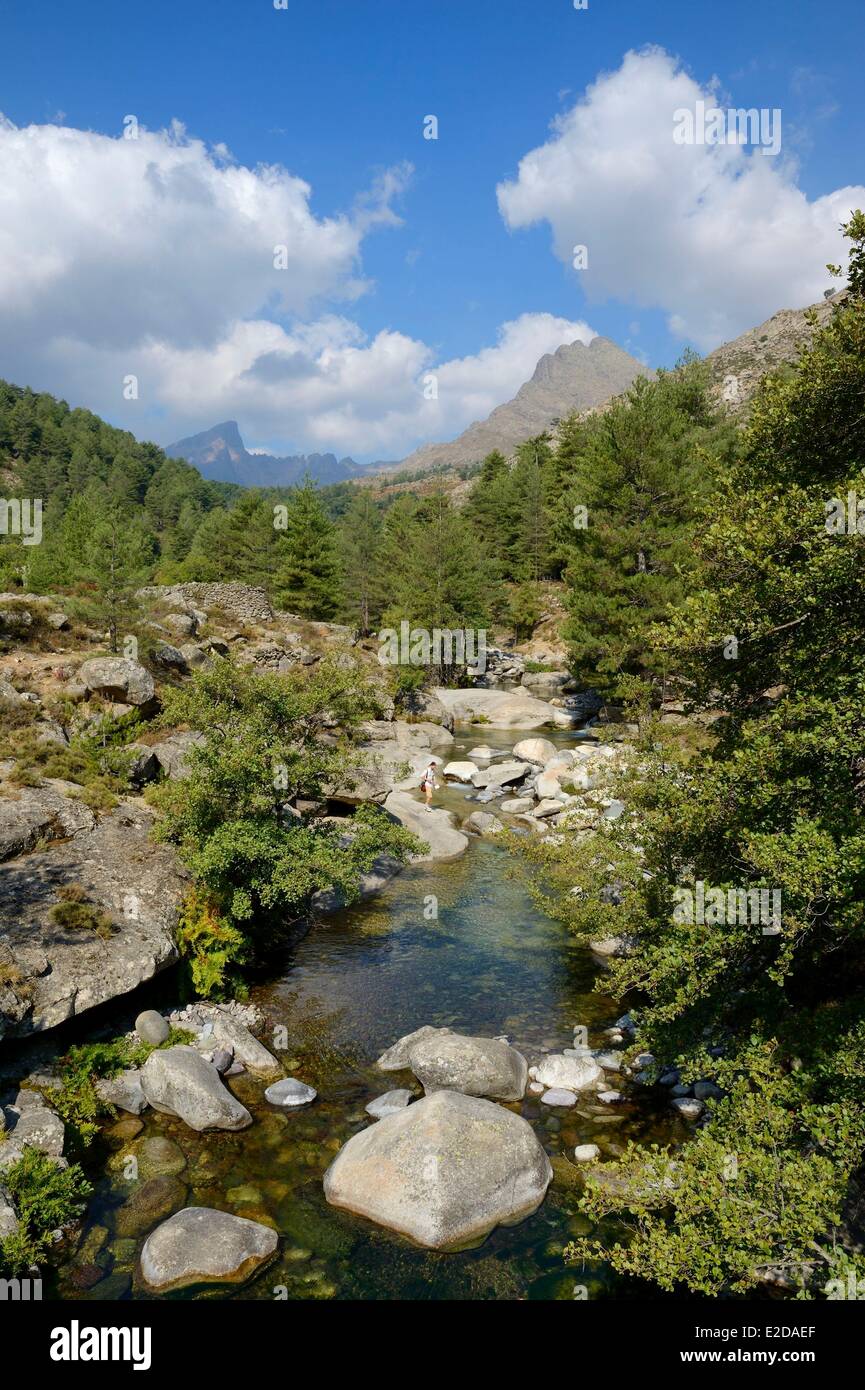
705, 289, 848, 410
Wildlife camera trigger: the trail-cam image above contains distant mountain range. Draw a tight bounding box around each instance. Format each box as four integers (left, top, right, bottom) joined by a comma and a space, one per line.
168, 295, 845, 490
387, 336, 653, 475
166, 421, 385, 487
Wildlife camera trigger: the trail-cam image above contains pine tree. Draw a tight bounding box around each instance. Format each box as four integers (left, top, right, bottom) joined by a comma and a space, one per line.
338, 488, 384, 635
508, 436, 555, 581
560, 363, 730, 698
60, 487, 155, 651
379, 492, 491, 681
274, 476, 341, 619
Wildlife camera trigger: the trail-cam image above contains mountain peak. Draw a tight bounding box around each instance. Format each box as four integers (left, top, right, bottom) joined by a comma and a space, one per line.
166, 422, 368, 488
387, 334, 651, 475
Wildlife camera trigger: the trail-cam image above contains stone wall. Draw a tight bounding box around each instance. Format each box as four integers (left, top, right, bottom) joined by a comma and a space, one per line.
138, 583, 273, 624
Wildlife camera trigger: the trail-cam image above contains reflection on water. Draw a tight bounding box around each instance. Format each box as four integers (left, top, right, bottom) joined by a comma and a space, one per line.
60, 727, 672, 1302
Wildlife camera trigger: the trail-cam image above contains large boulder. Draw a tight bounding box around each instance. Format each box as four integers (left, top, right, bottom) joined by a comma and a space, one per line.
434, 687, 575, 730
383, 791, 468, 862
375, 1025, 453, 1072
150, 732, 205, 780
77, 658, 156, 710
397, 688, 455, 733
471, 760, 530, 790
520, 671, 576, 700
0, 802, 184, 1041
140, 1207, 278, 1291
407, 1032, 527, 1101
141, 1047, 252, 1132
513, 737, 558, 763
323, 1091, 552, 1250
441, 761, 479, 782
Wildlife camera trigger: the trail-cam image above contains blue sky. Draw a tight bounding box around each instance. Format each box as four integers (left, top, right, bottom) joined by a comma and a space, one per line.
0, 0, 863, 460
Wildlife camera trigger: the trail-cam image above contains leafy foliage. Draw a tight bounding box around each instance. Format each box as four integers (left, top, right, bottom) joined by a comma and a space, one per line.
517, 227, 865, 1296
0, 1149, 92, 1276
151, 657, 423, 991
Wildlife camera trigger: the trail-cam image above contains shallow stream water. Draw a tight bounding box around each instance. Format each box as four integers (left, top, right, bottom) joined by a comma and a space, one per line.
59, 727, 675, 1302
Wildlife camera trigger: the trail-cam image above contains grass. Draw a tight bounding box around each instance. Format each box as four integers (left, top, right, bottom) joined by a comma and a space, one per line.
49, 884, 114, 940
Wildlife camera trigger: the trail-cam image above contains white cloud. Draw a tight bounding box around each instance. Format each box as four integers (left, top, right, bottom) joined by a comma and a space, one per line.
0, 117, 399, 353
497, 47, 865, 349
49, 310, 593, 458
0, 115, 589, 459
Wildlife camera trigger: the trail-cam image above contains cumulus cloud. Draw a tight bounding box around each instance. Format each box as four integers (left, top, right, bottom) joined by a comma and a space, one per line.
50, 310, 593, 458
497, 47, 865, 348
0, 117, 398, 354
0, 115, 589, 459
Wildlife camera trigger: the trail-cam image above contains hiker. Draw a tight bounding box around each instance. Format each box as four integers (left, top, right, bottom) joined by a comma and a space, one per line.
420, 760, 438, 811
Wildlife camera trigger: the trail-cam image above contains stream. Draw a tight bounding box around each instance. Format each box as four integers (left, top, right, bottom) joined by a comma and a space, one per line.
56, 726, 677, 1302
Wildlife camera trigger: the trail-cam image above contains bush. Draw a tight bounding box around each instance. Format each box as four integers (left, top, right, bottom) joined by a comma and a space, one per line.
0, 1149, 91, 1275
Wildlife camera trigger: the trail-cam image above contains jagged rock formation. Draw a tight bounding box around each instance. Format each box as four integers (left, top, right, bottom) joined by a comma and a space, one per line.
391, 336, 652, 475
166, 420, 377, 487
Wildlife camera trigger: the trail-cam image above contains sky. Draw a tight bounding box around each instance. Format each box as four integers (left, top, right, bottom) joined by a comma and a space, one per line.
0, 0, 863, 462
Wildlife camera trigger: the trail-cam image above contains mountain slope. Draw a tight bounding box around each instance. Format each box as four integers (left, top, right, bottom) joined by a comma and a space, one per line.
388, 336, 653, 475
166, 421, 375, 487
705, 290, 847, 411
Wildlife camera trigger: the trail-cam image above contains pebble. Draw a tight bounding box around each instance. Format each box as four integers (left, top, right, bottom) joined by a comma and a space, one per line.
597, 1090, 622, 1104
671, 1097, 705, 1120
574, 1144, 600, 1162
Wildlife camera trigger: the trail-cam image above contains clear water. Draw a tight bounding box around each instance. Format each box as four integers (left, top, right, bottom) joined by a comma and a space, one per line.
59, 728, 674, 1302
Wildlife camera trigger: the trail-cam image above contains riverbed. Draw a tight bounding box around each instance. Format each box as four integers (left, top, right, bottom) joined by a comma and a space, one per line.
58, 726, 674, 1302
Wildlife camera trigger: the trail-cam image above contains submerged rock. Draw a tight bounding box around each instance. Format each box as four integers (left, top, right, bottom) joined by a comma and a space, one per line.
323, 1090, 552, 1250
140, 1207, 278, 1291
365, 1089, 413, 1119
141, 1046, 252, 1132
115, 1175, 186, 1238
264, 1078, 317, 1108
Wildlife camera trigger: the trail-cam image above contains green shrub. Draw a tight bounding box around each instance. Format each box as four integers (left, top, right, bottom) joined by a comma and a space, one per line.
0, 1149, 91, 1275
